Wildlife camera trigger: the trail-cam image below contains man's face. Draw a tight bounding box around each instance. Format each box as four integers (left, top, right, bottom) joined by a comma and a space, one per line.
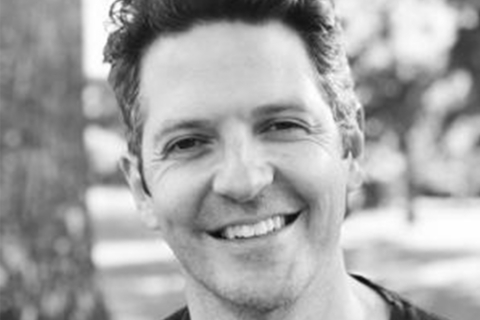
126, 21, 359, 310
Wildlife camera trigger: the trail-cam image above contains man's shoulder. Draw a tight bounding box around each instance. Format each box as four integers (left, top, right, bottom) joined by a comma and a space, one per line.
162, 307, 189, 320
352, 274, 449, 320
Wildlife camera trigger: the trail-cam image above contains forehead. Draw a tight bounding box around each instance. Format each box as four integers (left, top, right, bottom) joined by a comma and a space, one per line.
139, 21, 326, 123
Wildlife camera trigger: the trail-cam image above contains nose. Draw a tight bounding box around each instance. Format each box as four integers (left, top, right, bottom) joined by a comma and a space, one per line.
213, 140, 274, 203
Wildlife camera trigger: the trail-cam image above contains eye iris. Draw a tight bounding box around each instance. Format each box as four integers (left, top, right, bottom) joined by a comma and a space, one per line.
278, 122, 293, 130
175, 138, 198, 150
272, 121, 298, 131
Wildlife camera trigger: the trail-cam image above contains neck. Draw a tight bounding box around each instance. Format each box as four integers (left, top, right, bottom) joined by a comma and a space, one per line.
185, 250, 374, 320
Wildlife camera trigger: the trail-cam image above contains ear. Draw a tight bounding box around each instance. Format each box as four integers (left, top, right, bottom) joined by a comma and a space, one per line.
347, 156, 363, 192
342, 127, 364, 192
119, 154, 160, 230
342, 126, 363, 160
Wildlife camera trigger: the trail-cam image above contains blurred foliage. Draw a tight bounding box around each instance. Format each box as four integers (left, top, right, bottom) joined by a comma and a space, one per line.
337, 0, 480, 211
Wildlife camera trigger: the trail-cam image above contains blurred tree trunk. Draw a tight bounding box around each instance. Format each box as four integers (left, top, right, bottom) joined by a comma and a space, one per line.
0, 0, 110, 319
399, 134, 416, 224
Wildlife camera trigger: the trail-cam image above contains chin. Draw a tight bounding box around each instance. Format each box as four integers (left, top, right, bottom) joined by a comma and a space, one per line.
223, 289, 294, 314
208, 276, 308, 315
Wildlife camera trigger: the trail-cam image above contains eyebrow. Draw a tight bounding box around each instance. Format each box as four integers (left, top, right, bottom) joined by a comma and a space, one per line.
252, 102, 308, 118
153, 119, 214, 144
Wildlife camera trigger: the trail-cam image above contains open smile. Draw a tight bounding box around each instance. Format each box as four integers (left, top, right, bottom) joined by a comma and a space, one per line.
209, 211, 302, 241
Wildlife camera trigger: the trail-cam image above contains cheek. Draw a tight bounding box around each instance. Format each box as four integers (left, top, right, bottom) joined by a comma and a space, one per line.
274, 144, 348, 201
273, 145, 348, 238
149, 163, 212, 229
283, 152, 348, 242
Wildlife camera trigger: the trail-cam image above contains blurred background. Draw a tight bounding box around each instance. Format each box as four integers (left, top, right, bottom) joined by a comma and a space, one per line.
1, 0, 479, 319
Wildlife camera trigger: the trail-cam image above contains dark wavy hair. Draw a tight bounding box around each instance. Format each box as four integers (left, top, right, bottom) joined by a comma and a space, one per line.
104, 0, 363, 163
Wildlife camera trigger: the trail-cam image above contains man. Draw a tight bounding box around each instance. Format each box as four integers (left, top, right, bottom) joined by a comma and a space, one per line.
104, 0, 448, 319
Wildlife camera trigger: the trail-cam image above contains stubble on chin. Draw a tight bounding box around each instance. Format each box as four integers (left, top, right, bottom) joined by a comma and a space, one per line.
187, 271, 310, 319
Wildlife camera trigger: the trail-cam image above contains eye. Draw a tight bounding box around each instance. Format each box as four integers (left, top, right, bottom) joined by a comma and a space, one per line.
265, 120, 305, 132
263, 119, 310, 133
165, 136, 210, 156
260, 118, 313, 142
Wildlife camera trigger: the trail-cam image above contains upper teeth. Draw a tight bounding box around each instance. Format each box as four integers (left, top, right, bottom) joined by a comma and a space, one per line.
222, 216, 286, 240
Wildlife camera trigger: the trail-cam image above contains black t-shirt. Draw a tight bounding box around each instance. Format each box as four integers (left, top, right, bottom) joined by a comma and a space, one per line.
352, 275, 448, 320
163, 275, 448, 320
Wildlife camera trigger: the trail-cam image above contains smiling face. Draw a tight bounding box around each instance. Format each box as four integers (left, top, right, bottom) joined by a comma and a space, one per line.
124, 21, 360, 312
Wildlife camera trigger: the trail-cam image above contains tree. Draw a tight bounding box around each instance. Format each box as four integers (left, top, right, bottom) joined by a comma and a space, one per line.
339, 0, 480, 218
0, 0, 110, 319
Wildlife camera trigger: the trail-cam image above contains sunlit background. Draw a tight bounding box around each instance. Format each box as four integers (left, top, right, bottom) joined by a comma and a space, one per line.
2, 0, 479, 319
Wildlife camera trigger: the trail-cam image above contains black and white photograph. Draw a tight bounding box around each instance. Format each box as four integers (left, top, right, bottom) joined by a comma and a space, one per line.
1, 1, 479, 320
